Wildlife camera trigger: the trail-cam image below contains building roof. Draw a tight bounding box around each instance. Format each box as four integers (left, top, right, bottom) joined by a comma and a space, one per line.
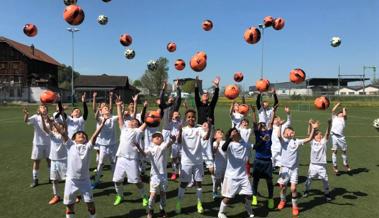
74, 74, 139, 92
0, 36, 61, 66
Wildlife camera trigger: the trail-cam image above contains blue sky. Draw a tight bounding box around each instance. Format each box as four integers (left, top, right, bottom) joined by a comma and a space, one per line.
1, 0, 378, 88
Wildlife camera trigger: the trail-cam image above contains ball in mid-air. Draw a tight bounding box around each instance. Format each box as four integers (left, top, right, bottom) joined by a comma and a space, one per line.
224, 84, 240, 100
234, 72, 244, 82
64, 0, 77, 6
102, 0, 111, 2
23, 24, 38, 37
120, 33, 132, 46
244, 27, 261, 44
314, 96, 330, 110
167, 42, 176, 52
331, 36, 341, 47
124, 49, 135, 59
97, 15, 108, 25
256, 79, 270, 92
273, 17, 285, 30
40, 90, 57, 104
175, 59, 185, 71
373, 118, 379, 129
63, 5, 85, 26
202, 19, 213, 31
263, 16, 274, 27
290, 68, 306, 84
147, 60, 158, 71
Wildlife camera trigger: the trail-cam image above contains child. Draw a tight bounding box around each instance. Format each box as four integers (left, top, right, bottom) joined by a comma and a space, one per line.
256, 88, 278, 125
144, 133, 176, 218
91, 103, 119, 189
330, 102, 350, 175
176, 109, 211, 214
112, 97, 148, 206
276, 122, 317, 216
41, 114, 68, 205
59, 116, 107, 218
23, 105, 51, 187
217, 128, 254, 218
212, 129, 226, 200
230, 101, 244, 128
271, 106, 291, 169
304, 119, 332, 201
251, 105, 276, 209
168, 110, 183, 181
238, 117, 253, 176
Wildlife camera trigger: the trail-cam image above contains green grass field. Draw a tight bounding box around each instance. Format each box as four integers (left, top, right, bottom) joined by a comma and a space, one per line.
0, 103, 378, 218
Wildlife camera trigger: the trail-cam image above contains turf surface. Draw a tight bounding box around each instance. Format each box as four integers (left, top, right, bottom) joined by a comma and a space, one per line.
0, 103, 378, 218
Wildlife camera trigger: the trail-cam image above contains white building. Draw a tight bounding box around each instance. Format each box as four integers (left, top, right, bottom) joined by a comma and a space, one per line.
335, 85, 379, 95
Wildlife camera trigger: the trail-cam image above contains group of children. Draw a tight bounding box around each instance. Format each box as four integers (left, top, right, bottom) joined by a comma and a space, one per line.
23, 80, 351, 218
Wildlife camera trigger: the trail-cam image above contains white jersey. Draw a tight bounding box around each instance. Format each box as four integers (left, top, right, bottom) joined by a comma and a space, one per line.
280, 138, 304, 168
48, 132, 67, 160
213, 140, 227, 167
96, 116, 118, 146
27, 115, 50, 146
271, 115, 291, 152
146, 143, 170, 176
168, 120, 182, 135
224, 141, 252, 179
116, 126, 143, 159
238, 127, 252, 144
231, 112, 244, 128
67, 116, 86, 139
310, 138, 328, 164
258, 107, 274, 125
181, 126, 206, 166
331, 115, 345, 136
65, 139, 94, 180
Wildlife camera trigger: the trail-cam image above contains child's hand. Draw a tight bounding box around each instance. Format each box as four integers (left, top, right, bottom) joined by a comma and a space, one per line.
308, 119, 314, 124
213, 76, 220, 87
109, 91, 113, 97
132, 94, 139, 102
143, 101, 148, 107
115, 95, 123, 106
311, 122, 319, 129
81, 92, 86, 102
93, 92, 97, 98
284, 106, 290, 114
271, 87, 276, 94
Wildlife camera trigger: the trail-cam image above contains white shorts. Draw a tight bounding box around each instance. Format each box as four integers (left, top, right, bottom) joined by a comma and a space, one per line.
180, 164, 204, 183
331, 134, 347, 151
308, 163, 328, 181
171, 143, 181, 159
277, 166, 298, 185
150, 174, 168, 193
113, 157, 141, 183
63, 177, 93, 205
98, 144, 117, 164
50, 160, 67, 181
31, 144, 50, 160
214, 161, 226, 179
222, 176, 253, 198
271, 150, 282, 167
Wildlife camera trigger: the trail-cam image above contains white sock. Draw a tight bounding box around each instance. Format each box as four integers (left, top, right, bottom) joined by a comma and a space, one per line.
138, 187, 146, 198
114, 183, 123, 196
211, 175, 217, 193
95, 164, 103, 182
178, 187, 185, 201
32, 170, 39, 180
244, 199, 253, 215
159, 194, 166, 210
341, 153, 348, 166
219, 201, 227, 213
322, 179, 330, 194
66, 214, 74, 218
52, 181, 58, 196
332, 153, 337, 166
292, 197, 298, 208
196, 188, 202, 202
305, 177, 312, 192
89, 214, 96, 218
172, 162, 177, 173
148, 195, 155, 210
280, 193, 286, 201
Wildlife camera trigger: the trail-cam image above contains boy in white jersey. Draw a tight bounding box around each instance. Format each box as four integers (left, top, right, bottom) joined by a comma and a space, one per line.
41, 114, 68, 205
217, 128, 254, 218
58, 117, 106, 218
144, 132, 176, 218
176, 109, 211, 214
112, 98, 149, 207
169, 111, 183, 181
238, 118, 253, 176
256, 88, 278, 125
271, 106, 291, 169
212, 129, 226, 200
304, 119, 332, 201
230, 102, 244, 128
23, 105, 51, 188
331, 102, 350, 175
91, 103, 119, 189
277, 122, 317, 216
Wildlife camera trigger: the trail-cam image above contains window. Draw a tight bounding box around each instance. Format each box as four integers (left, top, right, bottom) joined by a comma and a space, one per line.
358, 92, 365, 95
348, 92, 355, 95
340, 92, 346, 95
282, 90, 286, 94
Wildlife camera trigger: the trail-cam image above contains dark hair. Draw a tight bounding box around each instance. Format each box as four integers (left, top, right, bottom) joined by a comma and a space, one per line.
225, 127, 239, 139
71, 131, 88, 141
131, 118, 141, 126
241, 118, 249, 124
284, 126, 294, 132
185, 109, 196, 116
72, 107, 81, 112
314, 129, 321, 135
337, 110, 343, 115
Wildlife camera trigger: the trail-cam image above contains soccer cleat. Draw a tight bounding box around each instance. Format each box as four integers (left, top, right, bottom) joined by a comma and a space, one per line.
268, 198, 274, 209
333, 166, 340, 175
251, 195, 257, 206
292, 206, 299, 216
218, 212, 228, 218
277, 200, 286, 210
175, 201, 181, 214
325, 193, 332, 202
75, 196, 81, 204
30, 179, 38, 188
170, 173, 177, 181
197, 201, 204, 214
158, 209, 167, 218
187, 181, 195, 188
113, 195, 123, 206
213, 192, 220, 200
249, 214, 255, 218
344, 164, 351, 172
91, 181, 100, 190
48, 195, 61, 205
147, 209, 153, 218
303, 191, 309, 198
142, 197, 149, 207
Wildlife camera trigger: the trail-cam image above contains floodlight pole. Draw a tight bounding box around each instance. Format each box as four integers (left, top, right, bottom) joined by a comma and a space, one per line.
258, 24, 265, 79
67, 27, 80, 106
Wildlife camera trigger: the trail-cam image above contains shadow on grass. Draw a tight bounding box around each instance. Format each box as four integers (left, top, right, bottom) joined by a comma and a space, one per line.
338, 167, 369, 176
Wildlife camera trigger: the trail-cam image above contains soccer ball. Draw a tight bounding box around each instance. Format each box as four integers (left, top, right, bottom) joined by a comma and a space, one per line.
373, 118, 379, 129
331, 36, 341, 47
97, 15, 108, 25
124, 49, 135, 59
63, 0, 77, 6
147, 60, 158, 71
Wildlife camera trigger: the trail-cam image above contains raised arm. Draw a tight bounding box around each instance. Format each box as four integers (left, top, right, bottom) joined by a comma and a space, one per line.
210, 77, 220, 109
194, 76, 201, 107
342, 107, 347, 119
303, 122, 317, 144
109, 91, 113, 114
222, 128, 234, 151
89, 117, 107, 145
268, 105, 277, 130
131, 94, 138, 118
159, 81, 168, 109
325, 119, 332, 140
250, 105, 258, 130
141, 101, 147, 123
272, 88, 279, 107
256, 93, 262, 110
92, 92, 97, 114
115, 96, 124, 128
331, 102, 341, 114
229, 102, 234, 117
81, 92, 88, 120
283, 106, 291, 126
23, 107, 29, 123
173, 80, 182, 111
41, 114, 51, 134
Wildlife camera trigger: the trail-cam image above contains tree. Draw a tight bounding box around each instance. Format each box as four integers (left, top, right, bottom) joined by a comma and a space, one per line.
58, 65, 80, 90
140, 57, 169, 96
181, 80, 196, 94
133, 79, 142, 87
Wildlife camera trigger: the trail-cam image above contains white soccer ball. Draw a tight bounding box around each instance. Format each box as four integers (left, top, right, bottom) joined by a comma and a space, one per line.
64, 0, 77, 6
373, 118, 379, 129
97, 15, 108, 25
147, 60, 158, 71
331, 36, 341, 47
124, 49, 135, 59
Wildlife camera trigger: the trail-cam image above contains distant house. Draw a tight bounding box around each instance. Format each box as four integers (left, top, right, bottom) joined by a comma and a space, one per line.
0, 36, 61, 102
74, 74, 140, 102
335, 85, 379, 95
